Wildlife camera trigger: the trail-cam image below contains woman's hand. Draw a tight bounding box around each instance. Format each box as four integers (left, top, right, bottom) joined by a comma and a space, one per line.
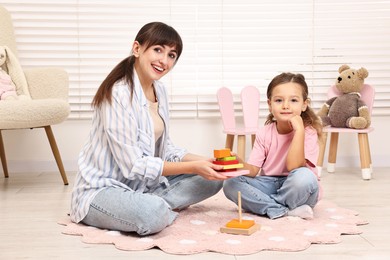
190, 160, 228, 181
162, 159, 228, 180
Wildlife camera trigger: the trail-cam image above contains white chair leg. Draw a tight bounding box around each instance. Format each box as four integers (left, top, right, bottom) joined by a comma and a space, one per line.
316, 166, 322, 177
362, 168, 371, 180
327, 163, 335, 173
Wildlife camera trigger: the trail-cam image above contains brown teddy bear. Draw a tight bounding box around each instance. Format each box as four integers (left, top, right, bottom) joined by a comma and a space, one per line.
317, 64, 370, 129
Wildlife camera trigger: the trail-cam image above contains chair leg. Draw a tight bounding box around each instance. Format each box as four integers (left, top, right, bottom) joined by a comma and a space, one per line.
225, 134, 234, 151
358, 133, 372, 180
0, 130, 9, 178
367, 135, 373, 173
327, 132, 339, 173
237, 135, 246, 161
44, 126, 68, 185
316, 132, 328, 177
251, 134, 256, 147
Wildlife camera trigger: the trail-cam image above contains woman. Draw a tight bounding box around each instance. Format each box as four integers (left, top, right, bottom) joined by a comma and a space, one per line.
70, 22, 226, 235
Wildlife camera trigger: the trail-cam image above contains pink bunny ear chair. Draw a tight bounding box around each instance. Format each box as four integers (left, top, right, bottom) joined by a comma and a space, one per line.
217, 86, 260, 160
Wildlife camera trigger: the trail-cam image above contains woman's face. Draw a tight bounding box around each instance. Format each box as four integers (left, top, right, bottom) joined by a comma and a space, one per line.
133, 41, 178, 82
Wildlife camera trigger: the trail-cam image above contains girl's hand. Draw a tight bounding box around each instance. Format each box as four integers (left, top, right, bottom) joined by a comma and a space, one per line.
229, 151, 244, 163
289, 115, 304, 132
191, 160, 228, 180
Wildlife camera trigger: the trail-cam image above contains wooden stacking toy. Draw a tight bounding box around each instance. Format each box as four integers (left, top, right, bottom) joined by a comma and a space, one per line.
213, 148, 243, 172
213, 148, 250, 177
220, 191, 260, 235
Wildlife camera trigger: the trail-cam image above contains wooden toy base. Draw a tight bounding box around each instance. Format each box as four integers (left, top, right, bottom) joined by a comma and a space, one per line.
220, 223, 260, 235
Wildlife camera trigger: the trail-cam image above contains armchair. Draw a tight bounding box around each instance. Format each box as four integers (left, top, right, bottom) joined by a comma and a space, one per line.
0, 5, 70, 185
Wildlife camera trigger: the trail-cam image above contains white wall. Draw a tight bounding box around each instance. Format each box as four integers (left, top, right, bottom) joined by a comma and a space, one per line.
1, 115, 389, 175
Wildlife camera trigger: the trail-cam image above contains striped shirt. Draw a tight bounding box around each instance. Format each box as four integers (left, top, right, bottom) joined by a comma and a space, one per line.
70, 72, 187, 223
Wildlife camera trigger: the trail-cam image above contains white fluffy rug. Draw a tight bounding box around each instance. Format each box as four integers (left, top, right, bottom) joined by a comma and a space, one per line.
58, 193, 367, 255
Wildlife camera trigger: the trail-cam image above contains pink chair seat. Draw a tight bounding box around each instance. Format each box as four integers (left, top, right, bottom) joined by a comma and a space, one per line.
322, 126, 374, 134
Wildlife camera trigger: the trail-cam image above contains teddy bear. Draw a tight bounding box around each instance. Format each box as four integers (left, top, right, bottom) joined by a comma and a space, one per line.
317, 64, 370, 129
0, 48, 18, 100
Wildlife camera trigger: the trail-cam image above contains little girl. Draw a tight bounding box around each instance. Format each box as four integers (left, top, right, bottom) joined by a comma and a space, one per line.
223, 72, 322, 220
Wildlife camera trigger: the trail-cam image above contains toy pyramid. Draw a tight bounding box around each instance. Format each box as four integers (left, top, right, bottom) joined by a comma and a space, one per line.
213, 148, 243, 172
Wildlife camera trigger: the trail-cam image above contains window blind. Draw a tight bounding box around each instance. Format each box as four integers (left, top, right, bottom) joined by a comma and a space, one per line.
2, 0, 390, 119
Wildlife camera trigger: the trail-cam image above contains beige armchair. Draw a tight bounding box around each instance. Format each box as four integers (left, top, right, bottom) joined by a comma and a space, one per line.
0, 5, 70, 185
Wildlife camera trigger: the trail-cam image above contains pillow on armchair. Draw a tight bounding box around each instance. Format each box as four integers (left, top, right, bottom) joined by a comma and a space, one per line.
0, 45, 31, 99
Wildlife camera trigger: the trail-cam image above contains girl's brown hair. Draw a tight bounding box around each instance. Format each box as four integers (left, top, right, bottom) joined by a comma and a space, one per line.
92, 22, 183, 107
265, 72, 322, 137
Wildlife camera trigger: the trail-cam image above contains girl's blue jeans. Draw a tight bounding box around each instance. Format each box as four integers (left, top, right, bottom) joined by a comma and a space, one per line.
81, 174, 223, 235
223, 167, 319, 219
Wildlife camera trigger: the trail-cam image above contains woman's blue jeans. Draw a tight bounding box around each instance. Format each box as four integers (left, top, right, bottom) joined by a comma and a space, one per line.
81, 174, 223, 235
223, 167, 319, 219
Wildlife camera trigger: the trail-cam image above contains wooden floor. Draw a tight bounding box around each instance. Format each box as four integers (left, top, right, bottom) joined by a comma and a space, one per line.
1, 168, 390, 259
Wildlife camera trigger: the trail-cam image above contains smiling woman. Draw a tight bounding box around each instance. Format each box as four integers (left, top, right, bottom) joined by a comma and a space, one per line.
70, 21, 227, 236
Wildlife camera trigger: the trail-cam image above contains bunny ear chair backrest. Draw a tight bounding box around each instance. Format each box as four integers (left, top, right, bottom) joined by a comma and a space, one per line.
0, 5, 70, 185
216, 86, 260, 160
217, 87, 236, 133
241, 85, 260, 131
317, 84, 375, 180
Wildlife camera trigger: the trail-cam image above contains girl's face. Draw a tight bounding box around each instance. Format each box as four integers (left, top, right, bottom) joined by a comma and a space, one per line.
268, 82, 308, 124
133, 41, 178, 83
